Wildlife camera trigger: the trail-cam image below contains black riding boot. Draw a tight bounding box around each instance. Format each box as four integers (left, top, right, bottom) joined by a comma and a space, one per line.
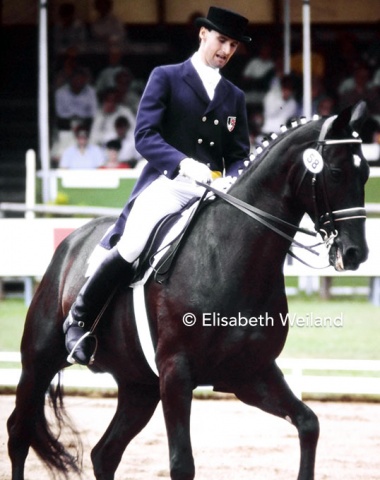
63, 247, 133, 365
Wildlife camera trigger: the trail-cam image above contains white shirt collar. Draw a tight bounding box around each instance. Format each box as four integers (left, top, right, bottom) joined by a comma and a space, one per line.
191, 52, 221, 100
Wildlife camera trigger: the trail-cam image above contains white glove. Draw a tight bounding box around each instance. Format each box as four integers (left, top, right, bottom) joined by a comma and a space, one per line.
179, 158, 212, 184
210, 176, 236, 193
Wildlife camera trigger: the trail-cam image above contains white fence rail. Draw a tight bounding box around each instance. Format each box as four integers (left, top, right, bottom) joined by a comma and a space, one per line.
0, 159, 379, 304
1, 217, 379, 305
1, 353, 379, 399
277, 358, 380, 399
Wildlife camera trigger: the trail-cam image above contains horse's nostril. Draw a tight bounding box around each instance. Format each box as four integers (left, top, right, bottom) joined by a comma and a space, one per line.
344, 246, 368, 267
346, 247, 358, 261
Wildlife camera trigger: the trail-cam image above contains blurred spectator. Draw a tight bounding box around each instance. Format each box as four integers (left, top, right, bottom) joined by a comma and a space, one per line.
51, 117, 82, 167
373, 67, 380, 87
363, 26, 380, 69
241, 44, 275, 108
262, 74, 299, 134
338, 63, 369, 95
94, 44, 143, 114
53, 48, 81, 90
330, 32, 362, 90
113, 68, 143, 114
95, 43, 125, 93
55, 66, 97, 131
367, 72, 380, 124
89, 87, 136, 148
54, 2, 87, 55
311, 76, 327, 115
90, 0, 126, 53
99, 139, 128, 168
112, 115, 142, 167
246, 104, 264, 148
338, 63, 372, 111
60, 125, 104, 169
315, 95, 337, 118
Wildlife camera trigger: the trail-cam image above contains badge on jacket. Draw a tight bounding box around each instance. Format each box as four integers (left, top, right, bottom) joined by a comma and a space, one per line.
227, 116, 236, 132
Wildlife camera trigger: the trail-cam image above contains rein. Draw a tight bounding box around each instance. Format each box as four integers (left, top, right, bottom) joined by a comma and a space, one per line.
196, 180, 320, 256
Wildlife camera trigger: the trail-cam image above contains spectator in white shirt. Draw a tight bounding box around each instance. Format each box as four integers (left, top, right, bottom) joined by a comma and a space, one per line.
89, 87, 136, 148
55, 67, 98, 131
60, 125, 104, 169
95, 44, 125, 93
241, 43, 275, 108
262, 74, 299, 134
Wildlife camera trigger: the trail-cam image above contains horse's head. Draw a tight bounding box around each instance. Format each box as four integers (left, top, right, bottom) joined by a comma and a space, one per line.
298, 102, 370, 271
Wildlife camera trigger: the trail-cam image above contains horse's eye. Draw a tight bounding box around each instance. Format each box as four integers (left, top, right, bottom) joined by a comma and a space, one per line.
330, 168, 342, 182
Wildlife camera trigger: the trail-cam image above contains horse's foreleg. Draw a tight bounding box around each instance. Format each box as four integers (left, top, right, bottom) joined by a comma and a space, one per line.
159, 354, 195, 480
91, 382, 160, 480
234, 362, 319, 480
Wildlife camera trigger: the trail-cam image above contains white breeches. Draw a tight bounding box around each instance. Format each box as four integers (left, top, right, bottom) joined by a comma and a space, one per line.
116, 175, 205, 263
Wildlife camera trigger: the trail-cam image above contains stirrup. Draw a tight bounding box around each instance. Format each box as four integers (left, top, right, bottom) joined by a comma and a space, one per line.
66, 331, 98, 365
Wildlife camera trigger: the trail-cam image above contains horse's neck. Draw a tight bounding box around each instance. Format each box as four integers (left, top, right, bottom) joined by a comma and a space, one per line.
203, 192, 300, 278
233, 155, 305, 228
204, 142, 307, 274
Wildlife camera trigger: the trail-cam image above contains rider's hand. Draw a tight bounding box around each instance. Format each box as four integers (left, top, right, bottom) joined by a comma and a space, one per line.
211, 176, 236, 193
179, 158, 212, 184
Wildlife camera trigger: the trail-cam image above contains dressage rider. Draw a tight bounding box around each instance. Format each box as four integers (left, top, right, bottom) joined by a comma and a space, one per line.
63, 6, 252, 365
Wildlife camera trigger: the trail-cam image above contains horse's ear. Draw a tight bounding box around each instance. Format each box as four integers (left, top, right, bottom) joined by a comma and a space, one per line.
331, 101, 368, 135
349, 101, 368, 133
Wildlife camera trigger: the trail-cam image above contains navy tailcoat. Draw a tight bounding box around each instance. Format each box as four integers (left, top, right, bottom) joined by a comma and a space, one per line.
101, 58, 250, 248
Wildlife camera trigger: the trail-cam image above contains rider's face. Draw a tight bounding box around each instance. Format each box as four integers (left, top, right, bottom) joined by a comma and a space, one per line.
198, 27, 239, 70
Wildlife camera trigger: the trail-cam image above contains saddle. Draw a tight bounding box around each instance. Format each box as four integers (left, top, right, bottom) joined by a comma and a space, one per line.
132, 193, 209, 284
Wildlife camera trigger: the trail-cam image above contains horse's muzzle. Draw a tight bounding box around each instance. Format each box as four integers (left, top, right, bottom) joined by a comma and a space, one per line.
329, 242, 369, 271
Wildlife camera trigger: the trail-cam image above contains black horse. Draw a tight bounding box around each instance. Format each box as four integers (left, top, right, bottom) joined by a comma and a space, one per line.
8, 103, 369, 480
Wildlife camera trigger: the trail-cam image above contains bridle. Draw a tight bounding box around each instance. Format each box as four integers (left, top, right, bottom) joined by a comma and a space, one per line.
308, 115, 365, 247
197, 116, 366, 263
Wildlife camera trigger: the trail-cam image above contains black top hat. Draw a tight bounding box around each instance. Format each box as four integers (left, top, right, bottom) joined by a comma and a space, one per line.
195, 6, 251, 44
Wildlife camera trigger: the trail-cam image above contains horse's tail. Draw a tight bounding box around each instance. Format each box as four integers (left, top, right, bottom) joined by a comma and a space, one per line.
31, 371, 83, 479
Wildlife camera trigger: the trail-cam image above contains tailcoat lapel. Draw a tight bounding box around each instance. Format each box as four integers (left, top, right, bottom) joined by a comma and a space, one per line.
181, 60, 210, 105
204, 80, 229, 114
181, 59, 230, 114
